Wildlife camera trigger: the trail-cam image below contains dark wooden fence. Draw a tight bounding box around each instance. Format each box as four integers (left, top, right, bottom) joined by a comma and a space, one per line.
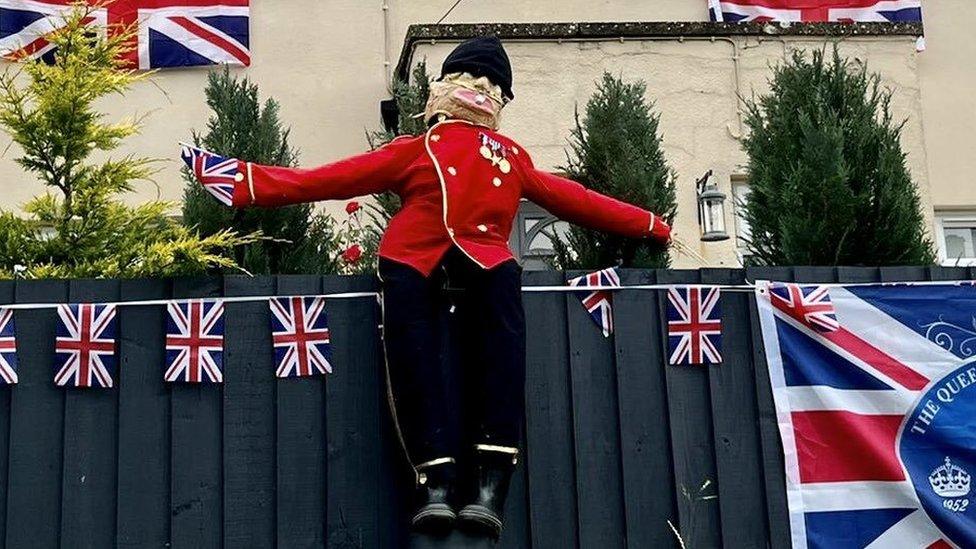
0, 267, 972, 549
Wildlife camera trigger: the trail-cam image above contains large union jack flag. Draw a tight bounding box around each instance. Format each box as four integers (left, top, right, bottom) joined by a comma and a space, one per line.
54, 303, 118, 388
708, 0, 923, 23
270, 296, 333, 379
667, 286, 722, 365
0, 308, 17, 385
180, 143, 241, 207
757, 281, 976, 548
569, 267, 620, 337
0, 0, 250, 69
165, 299, 224, 383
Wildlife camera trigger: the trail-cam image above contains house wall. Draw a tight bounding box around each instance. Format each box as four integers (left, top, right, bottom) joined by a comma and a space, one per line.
0, 1, 969, 267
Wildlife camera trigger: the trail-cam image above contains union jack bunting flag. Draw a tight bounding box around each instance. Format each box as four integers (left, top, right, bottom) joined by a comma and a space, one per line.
165, 299, 224, 383
180, 143, 241, 207
0, 308, 17, 385
269, 297, 333, 378
568, 267, 620, 337
54, 303, 118, 388
0, 0, 250, 69
757, 281, 976, 548
667, 286, 722, 365
769, 284, 840, 333
707, 0, 923, 23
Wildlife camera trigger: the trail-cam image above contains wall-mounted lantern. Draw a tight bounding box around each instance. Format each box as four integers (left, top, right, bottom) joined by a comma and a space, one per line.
696, 170, 730, 242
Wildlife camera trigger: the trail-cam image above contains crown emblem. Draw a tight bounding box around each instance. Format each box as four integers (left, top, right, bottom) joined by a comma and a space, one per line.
929, 457, 972, 498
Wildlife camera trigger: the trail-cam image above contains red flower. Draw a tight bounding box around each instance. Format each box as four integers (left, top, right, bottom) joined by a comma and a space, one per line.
345, 201, 361, 215
342, 244, 363, 264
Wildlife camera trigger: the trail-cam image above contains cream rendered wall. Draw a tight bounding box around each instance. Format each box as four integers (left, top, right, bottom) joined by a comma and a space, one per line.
917, 0, 976, 211
0, 1, 966, 267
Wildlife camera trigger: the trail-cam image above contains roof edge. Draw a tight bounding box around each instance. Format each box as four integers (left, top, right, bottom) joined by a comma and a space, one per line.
395, 21, 923, 81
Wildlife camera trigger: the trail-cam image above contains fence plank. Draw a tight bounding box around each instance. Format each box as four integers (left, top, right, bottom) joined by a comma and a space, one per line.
170, 277, 223, 549
117, 279, 171, 548
880, 266, 929, 283
658, 269, 722, 549
522, 270, 578, 549
275, 275, 327, 549
929, 266, 970, 282
836, 267, 879, 283
60, 280, 121, 549
5, 280, 68, 549
565, 270, 626, 548
322, 275, 389, 547
746, 265, 793, 549
223, 276, 276, 548
702, 268, 768, 549
0, 281, 14, 545
613, 269, 677, 549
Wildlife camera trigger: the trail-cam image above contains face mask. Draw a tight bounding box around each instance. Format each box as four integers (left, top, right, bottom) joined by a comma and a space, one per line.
424, 72, 506, 130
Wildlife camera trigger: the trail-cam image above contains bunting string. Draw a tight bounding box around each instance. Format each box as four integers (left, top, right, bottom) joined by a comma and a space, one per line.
0, 278, 972, 310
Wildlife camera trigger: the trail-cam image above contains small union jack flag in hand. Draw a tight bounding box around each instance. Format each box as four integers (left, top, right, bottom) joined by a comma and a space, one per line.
569, 267, 621, 337
270, 297, 333, 378
0, 308, 17, 385
165, 299, 225, 384
55, 304, 118, 388
667, 286, 722, 366
769, 284, 839, 333
180, 143, 242, 207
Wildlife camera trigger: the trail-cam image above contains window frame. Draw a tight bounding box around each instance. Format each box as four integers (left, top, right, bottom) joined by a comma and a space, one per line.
935, 212, 976, 267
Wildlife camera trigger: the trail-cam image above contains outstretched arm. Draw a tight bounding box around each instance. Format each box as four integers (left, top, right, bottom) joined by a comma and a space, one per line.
523, 169, 671, 242
182, 136, 421, 208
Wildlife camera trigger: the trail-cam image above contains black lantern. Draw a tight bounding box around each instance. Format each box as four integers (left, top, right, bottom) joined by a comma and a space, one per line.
696, 170, 730, 242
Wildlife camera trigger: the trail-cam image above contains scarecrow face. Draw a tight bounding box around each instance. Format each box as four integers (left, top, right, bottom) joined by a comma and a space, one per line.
425, 72, 506, 130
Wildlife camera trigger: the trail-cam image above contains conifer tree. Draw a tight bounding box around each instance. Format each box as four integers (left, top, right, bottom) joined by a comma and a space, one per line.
182, 67, 340, 274
0, 2, 253, 279
741, 47, 934, 266
551, 72, 677, 269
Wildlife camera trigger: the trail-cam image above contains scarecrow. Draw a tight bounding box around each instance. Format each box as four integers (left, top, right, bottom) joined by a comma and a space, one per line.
182, 36, 671, 539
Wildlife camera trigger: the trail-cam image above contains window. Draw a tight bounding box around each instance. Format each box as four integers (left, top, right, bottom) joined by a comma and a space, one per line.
731, 176, 752, 264
509, 200, 570, 270
936, 213, 976, 266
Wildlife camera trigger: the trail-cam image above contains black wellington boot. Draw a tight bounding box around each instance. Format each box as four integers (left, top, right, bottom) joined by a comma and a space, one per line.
458, 447, 518, 539
411, 461, 457, 534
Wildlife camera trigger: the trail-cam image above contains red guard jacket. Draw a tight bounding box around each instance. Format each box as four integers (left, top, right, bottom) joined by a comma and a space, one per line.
231, 119, 671, 276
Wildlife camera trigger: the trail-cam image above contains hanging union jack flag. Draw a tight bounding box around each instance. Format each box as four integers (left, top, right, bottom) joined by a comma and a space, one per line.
667, 286, 723, 365
165, 299, 224, 383
0, 0, 250, 69
180, 143, 241, 207
707, 0, 923, 23
0, 308, 17, 385
269, 297, 333, 379
54, 303, 118, 388
757, 281, 976, 548
569, 267, 620, 337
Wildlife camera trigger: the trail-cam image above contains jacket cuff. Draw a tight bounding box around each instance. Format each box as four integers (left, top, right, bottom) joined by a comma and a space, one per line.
231, 160, 255, 207
649, 214, 672, 243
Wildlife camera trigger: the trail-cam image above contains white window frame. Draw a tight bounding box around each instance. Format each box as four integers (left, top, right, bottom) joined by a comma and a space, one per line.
731, 175, 752, 266
935, 212, 976, 267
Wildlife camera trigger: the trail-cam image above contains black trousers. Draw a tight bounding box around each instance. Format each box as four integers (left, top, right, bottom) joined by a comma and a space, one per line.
380, 248, 526, 467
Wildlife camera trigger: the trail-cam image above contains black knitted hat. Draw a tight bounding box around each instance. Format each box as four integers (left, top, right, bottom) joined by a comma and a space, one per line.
440, 36, 514, 100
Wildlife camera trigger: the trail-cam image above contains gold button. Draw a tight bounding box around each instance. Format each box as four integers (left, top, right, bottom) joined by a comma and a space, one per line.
447, 167, 457, 176
430, 134, 440, 142
498, 159, 511, 174
234, 172, 244, 183
512, 147, 519, 155
477, 224, 488, 233
492, 177, 502, 187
